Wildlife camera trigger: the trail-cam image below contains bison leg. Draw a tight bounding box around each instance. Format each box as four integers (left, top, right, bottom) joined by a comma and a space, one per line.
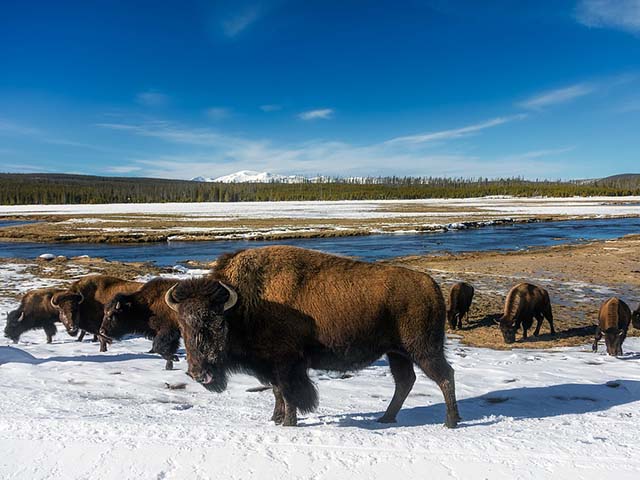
271, 386, 285, 425
99, 337, 108, 352
533, 314, 544, 337
275, 361, 318, 427
378, 352, 416, 423
416, 354, 460, 428
152, 328, 181, 371
617, 330, 627, 356
92, 334, 98, 342
592, 327, 602, 352
457, 313, 463, 330
546, 312, 556, 335
44, 323, 57, 344
77, 330, 87, 342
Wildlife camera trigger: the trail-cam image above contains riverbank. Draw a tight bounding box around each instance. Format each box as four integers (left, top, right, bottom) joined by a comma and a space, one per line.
1, 233, 638, 350
395, 234, 640, 349
1, 196, 639, 243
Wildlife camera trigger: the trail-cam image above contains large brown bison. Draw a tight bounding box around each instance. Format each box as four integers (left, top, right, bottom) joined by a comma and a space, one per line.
101, 278, 181, 370
593, 297, 631, 356
51, 275, 142, 352
164, 245, 460, 428
4, 288, 63, 343
447, 282, 474, 330
497, 282, 555, 344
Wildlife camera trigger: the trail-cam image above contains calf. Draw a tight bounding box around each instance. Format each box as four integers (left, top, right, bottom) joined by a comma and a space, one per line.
51, 275, 142, 352
447, 282, 474, 329
4, 288, 62, 343
101, 278, 181, 370
593, 297, 631, 356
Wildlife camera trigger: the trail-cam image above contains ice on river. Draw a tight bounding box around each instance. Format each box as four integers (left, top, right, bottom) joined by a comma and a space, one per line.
1, 265, 640, 479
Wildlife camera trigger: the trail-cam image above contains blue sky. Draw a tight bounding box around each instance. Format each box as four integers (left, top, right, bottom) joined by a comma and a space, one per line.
1, 0, 639, 180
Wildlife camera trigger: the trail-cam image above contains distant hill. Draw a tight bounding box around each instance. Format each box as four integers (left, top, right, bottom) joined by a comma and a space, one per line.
193, 170, 308, 183
1, 172, 640, 205
598, 173, 640, 184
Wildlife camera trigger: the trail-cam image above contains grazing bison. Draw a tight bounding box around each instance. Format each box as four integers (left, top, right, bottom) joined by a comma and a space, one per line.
632, 304, 640, 330
447, 282, 474, 329
101, 278, 181, 370
497, 282, 555, 344
4, 288, 63, 343
51, 275, 142, 352
593, 297, 631, 356
164, 245, 460, 428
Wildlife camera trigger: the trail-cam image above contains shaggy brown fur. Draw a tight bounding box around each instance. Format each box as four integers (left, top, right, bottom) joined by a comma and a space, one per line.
447, 282, 474, 330
632, 304, 640, 330
101, 278, 181, 370
166, 245, 460, 428
51, 275, 142, 352
593, 297, 631, 356
4, 288, 63, 343
498, 282, 555, 344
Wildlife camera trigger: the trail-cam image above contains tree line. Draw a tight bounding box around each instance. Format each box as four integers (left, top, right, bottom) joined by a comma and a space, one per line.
0, 173, 638, 205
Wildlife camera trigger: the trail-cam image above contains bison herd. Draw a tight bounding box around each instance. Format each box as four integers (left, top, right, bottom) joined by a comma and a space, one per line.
4, 245, 640, 428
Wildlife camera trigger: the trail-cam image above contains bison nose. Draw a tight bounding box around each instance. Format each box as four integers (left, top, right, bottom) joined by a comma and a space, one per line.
189, 371, 214, 384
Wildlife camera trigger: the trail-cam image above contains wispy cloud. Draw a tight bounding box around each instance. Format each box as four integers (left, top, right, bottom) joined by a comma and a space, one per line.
575, 0, 640, 35
136, 90, 169, 107
518, 84, 595, 110
205, 107, 232, 120
385, 115, 526, 145
260, 104, 282, 112
1, 118, 105, 150
298, 108, 334, 120
96, 113, 553, 179
502, 146, 576, 162
104, 165, 143, 174
222, 6, 261, 37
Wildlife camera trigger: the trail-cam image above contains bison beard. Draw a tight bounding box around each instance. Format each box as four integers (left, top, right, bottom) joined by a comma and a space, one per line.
167, 245, 460, 428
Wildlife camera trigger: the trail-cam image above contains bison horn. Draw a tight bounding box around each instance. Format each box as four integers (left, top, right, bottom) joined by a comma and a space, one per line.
51, 295, 59, 308
164, 284, 180, 312
219, 281, 238, 312
76, 291, 84, 304
18, 312, 24, 322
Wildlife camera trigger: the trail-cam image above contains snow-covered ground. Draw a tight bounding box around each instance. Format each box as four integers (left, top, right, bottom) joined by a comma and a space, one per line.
2, 196, 640, 220
1, 265, 640, 479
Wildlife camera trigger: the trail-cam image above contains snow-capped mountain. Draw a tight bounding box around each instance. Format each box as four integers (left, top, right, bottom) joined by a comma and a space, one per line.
192, 170, 308, 183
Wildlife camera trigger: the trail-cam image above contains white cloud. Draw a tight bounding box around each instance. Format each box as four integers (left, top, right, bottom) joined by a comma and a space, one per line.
104, 165, 143, 174
205, 107, 232, 120
222, 6, 261, 37
260, 104, 282, 112
135, 90, 169, 107
97, 114, 563, 180
385, 115, 526, 145
575, 0, 640, 34
502, 146, 576, 162
518, 84, 595, 110
298, 108, 334, 120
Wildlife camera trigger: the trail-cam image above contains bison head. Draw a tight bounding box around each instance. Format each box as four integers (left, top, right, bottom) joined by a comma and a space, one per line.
632, 305, 640, 330
603, 327, 625, 356
496, 317, 517, 344
4, 308, 26, 343
50, 291, 84, 336
100, 294, 133, 340
164, 278, 237, 393
447, 309, 457, 330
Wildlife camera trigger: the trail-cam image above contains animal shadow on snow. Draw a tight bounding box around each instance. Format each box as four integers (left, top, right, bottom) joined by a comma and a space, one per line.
314, 379, 640, 429
0, 345, 158, 365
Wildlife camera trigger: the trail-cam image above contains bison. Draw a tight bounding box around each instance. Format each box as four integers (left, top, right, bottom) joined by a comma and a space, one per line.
447, 282, 474, 329
632, 304, 640, 330
164, 245, 460, 428
101, 278, 181, 370
4, 288, 63, 343
497, 282, 555, 344
51, 275, 142, 352
592, 297, 631, 356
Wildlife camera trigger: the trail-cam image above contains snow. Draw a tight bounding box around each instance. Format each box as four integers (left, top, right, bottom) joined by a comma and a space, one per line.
193, 170, 308, 184
1, 264, 640, 478
1, 196, 639, 220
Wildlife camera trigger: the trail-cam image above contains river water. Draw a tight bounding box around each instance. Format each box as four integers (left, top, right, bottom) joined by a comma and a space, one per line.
0, 217, 639, 266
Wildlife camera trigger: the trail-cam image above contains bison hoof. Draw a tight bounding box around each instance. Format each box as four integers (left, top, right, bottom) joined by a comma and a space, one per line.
282, 419, 297, 427
445, 414, 461, 429
165, 361, 174, 370
376, 415, 397, 424
271, 414, 284, 425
